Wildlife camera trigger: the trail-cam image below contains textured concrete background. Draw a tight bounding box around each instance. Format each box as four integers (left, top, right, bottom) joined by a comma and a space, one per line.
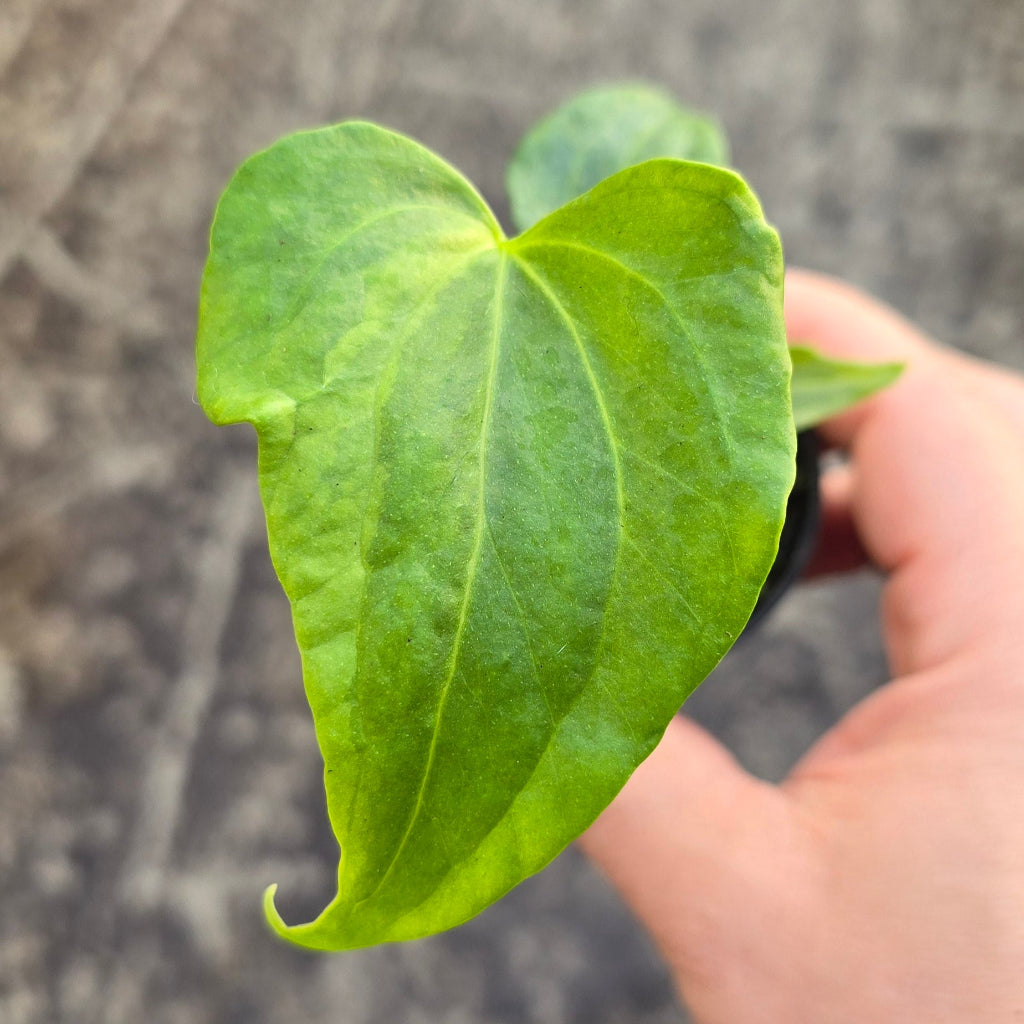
1, 1, 1022, 1021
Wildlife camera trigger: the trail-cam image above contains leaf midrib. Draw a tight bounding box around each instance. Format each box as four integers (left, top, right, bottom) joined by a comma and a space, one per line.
354, 252, 509, 907
358, 251, 636, 932
354, 233, 742, 920
507, 253, 627, 522
347, 205, 762, 921
512, 236, 740, 454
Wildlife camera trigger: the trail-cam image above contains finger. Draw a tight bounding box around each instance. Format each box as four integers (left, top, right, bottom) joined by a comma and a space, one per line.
802, 464, 870, 578
579, 717, 815, 990
785, 268, 939, 449
785, 269, 1024, 676
786, 273, 1024, 452
784, 269, 935, 362
943, 349, 1024, 442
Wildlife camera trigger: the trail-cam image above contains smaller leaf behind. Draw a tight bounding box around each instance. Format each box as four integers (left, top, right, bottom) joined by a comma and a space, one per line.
507, 82, 729, 232
790, 345, 904, 431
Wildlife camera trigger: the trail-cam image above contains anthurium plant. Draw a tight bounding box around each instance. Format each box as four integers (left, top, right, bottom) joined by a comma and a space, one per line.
196, 83, 900, 951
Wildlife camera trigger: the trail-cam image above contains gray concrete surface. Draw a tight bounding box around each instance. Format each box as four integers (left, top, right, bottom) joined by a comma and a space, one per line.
1, 1, 1022, 1021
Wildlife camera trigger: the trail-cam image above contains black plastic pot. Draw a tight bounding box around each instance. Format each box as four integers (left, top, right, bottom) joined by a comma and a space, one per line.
744, 430, 821, 633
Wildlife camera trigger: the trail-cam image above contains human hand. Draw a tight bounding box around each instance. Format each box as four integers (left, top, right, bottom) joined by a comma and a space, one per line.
579, 269, 1024, 1023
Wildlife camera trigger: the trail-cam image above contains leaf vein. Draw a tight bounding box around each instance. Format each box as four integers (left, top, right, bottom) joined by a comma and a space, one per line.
270, 203, 491, 337
617, 445, 740, 580
506, 253, 626, 524
512, 237, 736, 446
356, 253, 508, 904
484, 521, 556, 729
621, 533, 700, 625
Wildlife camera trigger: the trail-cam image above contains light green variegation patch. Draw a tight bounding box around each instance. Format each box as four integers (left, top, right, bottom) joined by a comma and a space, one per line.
197, 121, 795, 950
508, 83, 729, 232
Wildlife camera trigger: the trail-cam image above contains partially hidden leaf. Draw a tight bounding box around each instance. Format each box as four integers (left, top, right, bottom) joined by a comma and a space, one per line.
504, 84, 901, 427
790, 345, 904, 430
507, 83, 730, 232
197, 121, 793, 950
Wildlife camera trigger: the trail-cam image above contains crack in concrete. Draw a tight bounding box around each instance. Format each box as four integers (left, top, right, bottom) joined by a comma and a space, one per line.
0, 0, 196, 281
21, 226, 166, 337
120, 466, 258, 914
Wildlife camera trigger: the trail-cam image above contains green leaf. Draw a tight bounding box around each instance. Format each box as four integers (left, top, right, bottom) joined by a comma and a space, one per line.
507, 83, 730, 232
790, 345, 904, 430
197, 121, 793, 951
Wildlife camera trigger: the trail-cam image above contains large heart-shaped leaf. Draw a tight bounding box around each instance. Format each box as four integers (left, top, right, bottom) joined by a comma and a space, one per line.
508, 83, 730, 232
197, 121, 793, 950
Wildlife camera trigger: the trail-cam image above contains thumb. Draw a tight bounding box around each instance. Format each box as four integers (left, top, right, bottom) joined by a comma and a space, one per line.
578, 716, 817, 989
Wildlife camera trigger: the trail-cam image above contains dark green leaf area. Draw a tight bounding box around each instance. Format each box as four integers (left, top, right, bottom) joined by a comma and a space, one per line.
790, 345, 904, 430
197, 123, 793, 951
507, 83, 730, 231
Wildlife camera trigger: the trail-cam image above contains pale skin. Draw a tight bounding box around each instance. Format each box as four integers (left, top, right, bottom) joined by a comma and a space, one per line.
580, 270, 1024, 1023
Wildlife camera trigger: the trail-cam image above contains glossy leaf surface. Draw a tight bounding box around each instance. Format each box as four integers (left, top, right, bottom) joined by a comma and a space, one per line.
197, 122, 793, 950
790, 345, 904, 430
507, 83, 730, 232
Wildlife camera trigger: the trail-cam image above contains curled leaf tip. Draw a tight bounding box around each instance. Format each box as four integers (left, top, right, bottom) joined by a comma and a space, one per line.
262, 883, 290, 938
